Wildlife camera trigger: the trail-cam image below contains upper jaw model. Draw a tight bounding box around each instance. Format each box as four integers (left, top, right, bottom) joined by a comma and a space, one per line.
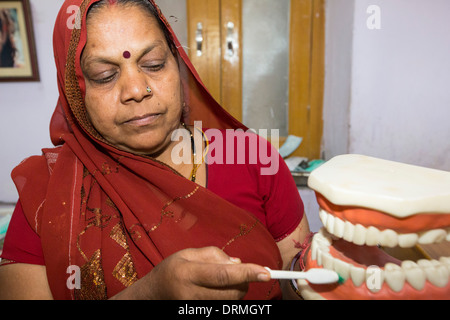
297, 154, 450, 300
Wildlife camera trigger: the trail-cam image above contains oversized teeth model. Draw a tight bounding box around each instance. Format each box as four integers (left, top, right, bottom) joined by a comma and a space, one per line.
297, 154, 450, 300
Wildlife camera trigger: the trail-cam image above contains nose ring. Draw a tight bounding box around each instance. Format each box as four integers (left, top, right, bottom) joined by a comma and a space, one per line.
146, 86, 152, 94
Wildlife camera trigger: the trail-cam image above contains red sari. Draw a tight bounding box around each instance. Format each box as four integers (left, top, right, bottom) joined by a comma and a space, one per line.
11, 0, 282, 299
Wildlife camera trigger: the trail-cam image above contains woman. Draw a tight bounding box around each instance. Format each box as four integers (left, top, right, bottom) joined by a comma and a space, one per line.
0, 0, 310, 300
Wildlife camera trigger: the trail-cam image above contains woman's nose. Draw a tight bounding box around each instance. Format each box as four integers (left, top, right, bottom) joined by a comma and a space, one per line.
119, 68, 152, 103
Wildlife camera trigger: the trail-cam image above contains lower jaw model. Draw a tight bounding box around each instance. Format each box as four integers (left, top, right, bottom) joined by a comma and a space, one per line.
297, 155, 450, 300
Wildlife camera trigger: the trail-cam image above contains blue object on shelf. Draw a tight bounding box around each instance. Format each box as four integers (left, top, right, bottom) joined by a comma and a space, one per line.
292, 159, 326, 173
279, 135, 303, 159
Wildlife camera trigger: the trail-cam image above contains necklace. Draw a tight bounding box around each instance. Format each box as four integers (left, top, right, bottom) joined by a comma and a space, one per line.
182, 123, 207, 183
189, 128, 200, 182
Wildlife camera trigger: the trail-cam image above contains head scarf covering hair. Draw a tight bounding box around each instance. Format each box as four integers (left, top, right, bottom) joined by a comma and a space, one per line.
12, 0, 282, 300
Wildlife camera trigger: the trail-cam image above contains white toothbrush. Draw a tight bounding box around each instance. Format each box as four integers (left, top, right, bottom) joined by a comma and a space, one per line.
265, 267, 340, 284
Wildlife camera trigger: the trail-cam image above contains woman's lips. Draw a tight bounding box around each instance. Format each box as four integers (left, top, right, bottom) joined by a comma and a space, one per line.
124, 113, 161, 127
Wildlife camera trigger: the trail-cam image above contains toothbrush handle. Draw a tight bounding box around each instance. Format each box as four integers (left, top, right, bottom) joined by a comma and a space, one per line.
265, 268, 307, 280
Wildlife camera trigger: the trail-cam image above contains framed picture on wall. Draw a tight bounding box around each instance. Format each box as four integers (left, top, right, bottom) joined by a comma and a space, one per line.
0, 0, 39, 82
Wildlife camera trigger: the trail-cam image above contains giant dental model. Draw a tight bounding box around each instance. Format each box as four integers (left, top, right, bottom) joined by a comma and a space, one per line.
297, 154, 450, 300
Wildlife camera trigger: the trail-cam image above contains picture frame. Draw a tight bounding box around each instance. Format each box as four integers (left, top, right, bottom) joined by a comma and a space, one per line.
0, 0, 39, 82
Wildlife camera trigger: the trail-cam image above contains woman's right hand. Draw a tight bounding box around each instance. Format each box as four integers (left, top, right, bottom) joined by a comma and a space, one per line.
111, 247, 271, 300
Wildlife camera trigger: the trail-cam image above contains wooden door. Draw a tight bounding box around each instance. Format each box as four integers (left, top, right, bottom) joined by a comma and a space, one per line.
187, 0, 242, 121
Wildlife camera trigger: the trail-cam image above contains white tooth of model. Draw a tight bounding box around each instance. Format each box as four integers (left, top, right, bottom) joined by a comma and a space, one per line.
402, 261, 426, 291
384, 263, 405, 292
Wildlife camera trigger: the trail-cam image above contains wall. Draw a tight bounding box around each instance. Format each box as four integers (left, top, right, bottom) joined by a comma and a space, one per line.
156, 0, 187, 50
322, 0, 354, 160
323, 0, 450, 171
350, 0, 450, 170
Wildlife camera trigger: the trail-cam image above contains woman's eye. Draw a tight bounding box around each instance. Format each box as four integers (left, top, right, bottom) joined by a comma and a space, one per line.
143, 62, 165, 72
93, 72, 117, 84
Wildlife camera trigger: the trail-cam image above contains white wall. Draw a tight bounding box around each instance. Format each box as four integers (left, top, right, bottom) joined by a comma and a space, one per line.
156, 0, 187, 50
350, 0, 450, 170
322, 0, 354, 160
323, 0, 450, 171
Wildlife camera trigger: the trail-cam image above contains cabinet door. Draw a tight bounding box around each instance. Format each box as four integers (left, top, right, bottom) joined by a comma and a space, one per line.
187, 0, 242, 121
289, 0, 325, 160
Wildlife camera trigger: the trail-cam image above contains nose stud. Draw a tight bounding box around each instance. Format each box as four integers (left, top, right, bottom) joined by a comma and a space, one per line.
146, 86, 152, 94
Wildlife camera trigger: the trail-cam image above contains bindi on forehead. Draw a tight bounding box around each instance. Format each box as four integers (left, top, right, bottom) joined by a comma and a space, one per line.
123, 51, 131, 59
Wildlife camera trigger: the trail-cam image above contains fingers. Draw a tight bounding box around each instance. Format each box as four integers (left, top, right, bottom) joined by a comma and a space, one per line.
196, 263, 270, 288
180, 262, 269, 300
180, 247, 271, 285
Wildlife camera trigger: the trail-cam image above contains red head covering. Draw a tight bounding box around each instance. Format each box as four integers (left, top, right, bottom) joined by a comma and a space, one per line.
12, 0, 282, 300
